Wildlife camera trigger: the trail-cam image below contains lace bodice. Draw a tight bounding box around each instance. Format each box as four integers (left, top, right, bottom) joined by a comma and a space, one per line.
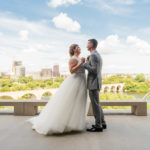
71, 56, 85, 74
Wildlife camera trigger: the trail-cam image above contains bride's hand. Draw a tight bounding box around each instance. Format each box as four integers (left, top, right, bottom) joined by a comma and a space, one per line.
81, 57, 85, 63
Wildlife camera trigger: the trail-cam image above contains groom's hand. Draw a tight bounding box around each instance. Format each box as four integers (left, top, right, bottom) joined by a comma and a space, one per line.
86, 55, 90, 63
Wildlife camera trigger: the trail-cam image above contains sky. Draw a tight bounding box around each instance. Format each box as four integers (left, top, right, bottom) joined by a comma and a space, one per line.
0, 0, 150, 74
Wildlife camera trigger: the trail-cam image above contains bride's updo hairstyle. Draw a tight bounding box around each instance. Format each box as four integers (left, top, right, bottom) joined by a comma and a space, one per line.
69, 44, 78, 57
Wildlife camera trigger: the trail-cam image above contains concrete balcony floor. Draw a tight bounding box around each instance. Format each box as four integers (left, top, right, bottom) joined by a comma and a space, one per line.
0, 109, 150, 150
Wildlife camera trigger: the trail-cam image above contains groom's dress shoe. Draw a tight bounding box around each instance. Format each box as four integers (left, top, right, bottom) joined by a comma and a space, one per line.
87, 127, 103, 132
102, 123, 107, 129
92, 123, 107, 129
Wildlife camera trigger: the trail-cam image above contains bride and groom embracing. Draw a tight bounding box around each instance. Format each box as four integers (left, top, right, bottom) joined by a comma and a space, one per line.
27, 39, 107, 135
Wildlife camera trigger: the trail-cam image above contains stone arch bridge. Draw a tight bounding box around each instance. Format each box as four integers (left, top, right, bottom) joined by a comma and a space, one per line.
0, 89, 57, 100
100, 83, 125, 93
0, 83, 125, 100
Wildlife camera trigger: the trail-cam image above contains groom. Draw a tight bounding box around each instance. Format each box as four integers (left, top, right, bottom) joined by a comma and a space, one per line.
83, 39, 107, 132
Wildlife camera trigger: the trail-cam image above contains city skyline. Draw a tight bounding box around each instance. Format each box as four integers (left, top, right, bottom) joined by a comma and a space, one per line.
11, 60, 62, 79
1, 59, 150, 79
1, 58, 150, 75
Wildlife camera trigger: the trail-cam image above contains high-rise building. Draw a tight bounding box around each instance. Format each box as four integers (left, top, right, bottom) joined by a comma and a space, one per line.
60, 71, 70, 78
41, 68, 52, 80
12, 61, 22, 74
26, 72, 41, 80
12, 60, 25, 78
53, 64, 60, 77
0, 72, 10, 78
15, 66, 25, 78
26, 68, 53, 80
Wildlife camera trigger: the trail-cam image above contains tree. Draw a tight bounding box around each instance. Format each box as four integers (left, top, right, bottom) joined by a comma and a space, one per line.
103, 75, 125, 84
18, 76, 33, 84
135, 74, 145, 82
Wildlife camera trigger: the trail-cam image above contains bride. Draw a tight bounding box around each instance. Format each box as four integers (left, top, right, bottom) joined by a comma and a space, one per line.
26, 44, 88, 135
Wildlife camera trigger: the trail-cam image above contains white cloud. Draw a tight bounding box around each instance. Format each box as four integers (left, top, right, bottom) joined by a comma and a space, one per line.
98, 34, 125, 54
105, 64, 133, 69
48, 0, 80, 8
98, 34, 150, 55
126, 36, 150, 55
52, 13, 80, 32
19, 30, 29, 41
97, 34, 150, 73
0, 32, 3, 36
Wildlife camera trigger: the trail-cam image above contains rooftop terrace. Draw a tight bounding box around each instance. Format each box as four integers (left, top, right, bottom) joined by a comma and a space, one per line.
0, 109, 150, 150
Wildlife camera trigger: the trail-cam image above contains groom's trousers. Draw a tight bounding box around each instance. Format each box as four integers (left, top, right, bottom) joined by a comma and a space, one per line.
89, 89, 105, 128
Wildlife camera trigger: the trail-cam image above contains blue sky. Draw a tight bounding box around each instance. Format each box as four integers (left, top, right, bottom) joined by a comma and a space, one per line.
1, 0, 150, 38
0, 0, 150, 74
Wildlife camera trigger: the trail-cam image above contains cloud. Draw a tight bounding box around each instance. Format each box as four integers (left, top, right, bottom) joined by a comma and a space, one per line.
52, 13, 81, 32
19, 30, 29, 41
48, 0, 80, 8
98, 34, 150, 56
86, 0, 135, 15
126, 36, 150, 55
105, 64, 133, 69
98, 34, 126, 54
0, 32, 3, 36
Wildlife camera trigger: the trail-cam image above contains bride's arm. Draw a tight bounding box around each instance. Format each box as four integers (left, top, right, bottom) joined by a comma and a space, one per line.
69, 58, 84, 74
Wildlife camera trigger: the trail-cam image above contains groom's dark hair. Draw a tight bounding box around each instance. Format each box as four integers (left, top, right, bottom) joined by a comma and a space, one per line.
88, 39, 98, 48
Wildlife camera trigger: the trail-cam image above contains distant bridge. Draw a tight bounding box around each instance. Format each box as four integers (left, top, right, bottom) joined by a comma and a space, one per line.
0, 83, 125, 100
0, 89, 57, 100
100, 83, 125, 93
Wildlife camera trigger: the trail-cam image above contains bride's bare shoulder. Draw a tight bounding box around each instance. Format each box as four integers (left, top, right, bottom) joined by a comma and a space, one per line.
69, 57, 78, 66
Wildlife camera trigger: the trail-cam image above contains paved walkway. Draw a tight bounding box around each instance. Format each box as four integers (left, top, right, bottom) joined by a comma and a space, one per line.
0, 110, 150, 150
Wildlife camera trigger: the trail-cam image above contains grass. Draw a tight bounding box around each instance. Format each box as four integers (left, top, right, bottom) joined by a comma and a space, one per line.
100, 93, 135, 109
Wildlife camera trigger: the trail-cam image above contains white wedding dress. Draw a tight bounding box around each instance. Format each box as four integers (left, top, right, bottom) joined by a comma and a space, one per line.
26, 56, 89, 135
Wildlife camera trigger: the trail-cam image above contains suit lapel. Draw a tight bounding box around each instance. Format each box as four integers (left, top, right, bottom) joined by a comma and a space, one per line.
89, 51, 96, 64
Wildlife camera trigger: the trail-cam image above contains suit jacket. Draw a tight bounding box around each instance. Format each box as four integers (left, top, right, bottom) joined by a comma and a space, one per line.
83, 50, 102, 90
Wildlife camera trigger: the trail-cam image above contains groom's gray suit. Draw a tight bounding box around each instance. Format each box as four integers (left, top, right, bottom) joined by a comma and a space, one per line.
83, 50, 105, 128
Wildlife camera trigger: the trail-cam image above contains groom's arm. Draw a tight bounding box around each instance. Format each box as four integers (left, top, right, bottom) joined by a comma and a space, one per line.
83, 54, 97, 74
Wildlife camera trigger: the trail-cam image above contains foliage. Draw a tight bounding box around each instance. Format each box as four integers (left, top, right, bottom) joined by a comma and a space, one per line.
0, 77, 65, 92
100, 93, 135, 109
41, 91, 52, 99
18, 76, 33, 84
18, 93, 36, 100
0, 96, 13, 99
100, 93, 135, 100
123, 78, 150, 93
0, 75, 150, 95
148, 103, 150, 109
103, 74, 150, 94
103, 75, 125, 84
135, 74, 145, 82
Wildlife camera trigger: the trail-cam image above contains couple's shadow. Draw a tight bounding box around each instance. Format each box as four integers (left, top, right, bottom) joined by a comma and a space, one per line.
45, 130, 85, 137
44, 122, 93, 137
